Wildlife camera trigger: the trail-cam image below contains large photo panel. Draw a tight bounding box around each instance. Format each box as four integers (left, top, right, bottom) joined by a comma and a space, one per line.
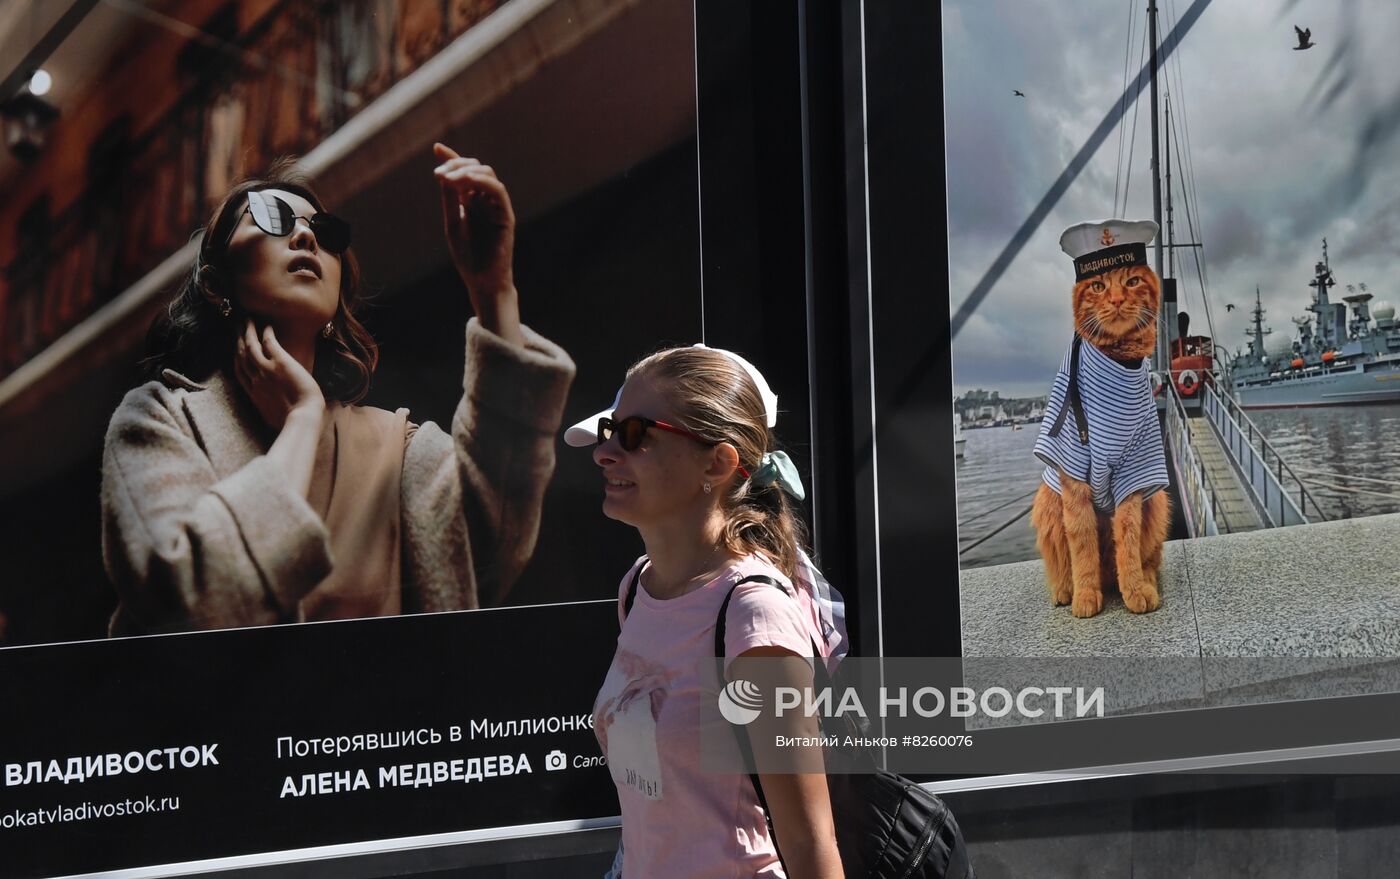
0, 0, 693, 875
0, 0, 699, 646
930, 0, 1400, 774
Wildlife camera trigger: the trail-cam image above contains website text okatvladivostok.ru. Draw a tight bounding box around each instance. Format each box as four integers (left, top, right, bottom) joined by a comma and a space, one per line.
2, 794, 180, 830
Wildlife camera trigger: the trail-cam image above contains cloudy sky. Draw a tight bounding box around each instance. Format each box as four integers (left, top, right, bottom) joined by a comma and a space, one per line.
945, 0, 1400, 398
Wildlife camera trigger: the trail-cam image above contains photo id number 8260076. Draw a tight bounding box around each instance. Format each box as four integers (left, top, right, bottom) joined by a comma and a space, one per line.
902, 735, 974, 748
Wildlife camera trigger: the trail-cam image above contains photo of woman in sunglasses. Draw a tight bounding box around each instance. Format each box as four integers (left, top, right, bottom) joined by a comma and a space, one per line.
99, 144, 575, 636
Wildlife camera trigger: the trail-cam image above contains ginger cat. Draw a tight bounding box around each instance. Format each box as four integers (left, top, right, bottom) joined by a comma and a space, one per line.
1031, 264, 1172, 618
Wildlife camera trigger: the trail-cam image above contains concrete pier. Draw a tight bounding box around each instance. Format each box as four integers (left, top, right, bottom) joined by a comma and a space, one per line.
959, 512, 1400, 719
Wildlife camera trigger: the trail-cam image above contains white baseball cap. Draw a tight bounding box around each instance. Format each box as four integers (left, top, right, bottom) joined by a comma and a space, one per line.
563, 344, 779, 448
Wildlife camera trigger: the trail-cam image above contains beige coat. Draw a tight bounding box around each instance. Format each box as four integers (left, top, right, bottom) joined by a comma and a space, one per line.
102, 319, 575, 635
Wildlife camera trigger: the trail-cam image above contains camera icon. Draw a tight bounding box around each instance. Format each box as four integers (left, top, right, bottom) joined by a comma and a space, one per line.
544, 750, 567, 771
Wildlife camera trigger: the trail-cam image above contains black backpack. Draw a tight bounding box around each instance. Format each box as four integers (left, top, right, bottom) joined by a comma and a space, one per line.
624, 565, 974, 878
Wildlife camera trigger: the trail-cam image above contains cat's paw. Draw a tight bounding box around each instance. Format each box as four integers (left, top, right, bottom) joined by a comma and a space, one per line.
1051, 586, 1073, 607
1071, 589, 1104, 618
1122, 584, 1161, 614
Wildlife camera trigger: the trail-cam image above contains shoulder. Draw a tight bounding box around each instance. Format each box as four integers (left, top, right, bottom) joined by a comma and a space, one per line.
402, 415, 450, 469
107, 374, 195, 437
615, 555, 648, 629
1057, 342, 1077, 372
728, 555, 796, 599
335, 405, 414, 469
617, 555, 648, 603
617, 555, 647, 611
337, 402, 410, 436
724, 557, 811, 656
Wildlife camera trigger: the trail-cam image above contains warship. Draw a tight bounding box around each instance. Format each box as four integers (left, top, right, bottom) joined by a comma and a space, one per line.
1226, 240, 1400, 408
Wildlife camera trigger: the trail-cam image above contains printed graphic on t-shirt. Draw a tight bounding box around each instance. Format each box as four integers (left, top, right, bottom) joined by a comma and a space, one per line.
594, 648, 674, 800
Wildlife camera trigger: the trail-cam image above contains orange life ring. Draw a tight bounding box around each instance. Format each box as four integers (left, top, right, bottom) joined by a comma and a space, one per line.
1177, 369, 1199, 396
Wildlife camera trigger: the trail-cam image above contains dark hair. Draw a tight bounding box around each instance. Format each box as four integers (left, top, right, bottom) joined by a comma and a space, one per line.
629, 347, 809, 582
143, 157, 378, 403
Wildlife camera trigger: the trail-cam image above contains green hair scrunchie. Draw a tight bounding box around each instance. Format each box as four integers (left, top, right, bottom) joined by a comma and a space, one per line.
750, 450, 805, 501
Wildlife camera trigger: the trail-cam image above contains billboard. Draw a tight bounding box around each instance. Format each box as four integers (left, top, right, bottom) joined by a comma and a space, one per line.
916, 0, 1400, 786
0, 0, 759, 874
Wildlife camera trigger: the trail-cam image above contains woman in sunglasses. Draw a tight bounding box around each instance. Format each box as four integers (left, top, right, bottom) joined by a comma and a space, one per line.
573, 347, 845, 879
100, 145, 574, 634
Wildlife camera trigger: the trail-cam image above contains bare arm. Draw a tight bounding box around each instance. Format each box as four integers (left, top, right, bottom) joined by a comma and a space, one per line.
401, 146, 574, 607
435, 143, 524, 347
730, 645, 843, 879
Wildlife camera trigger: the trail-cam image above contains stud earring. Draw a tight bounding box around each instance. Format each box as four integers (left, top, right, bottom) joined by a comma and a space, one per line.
703, 482, 712, 495
321, 321, 334, 339
219, 299, 232, 318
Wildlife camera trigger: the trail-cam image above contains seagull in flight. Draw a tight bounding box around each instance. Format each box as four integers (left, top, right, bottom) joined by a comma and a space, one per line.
1294, 26, 1315, 50
1013, 89, 1025, 97
1226, 303, 1236, 312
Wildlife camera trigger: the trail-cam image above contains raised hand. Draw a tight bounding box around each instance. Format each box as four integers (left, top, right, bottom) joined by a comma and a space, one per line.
234, 319, 325, 429
434, 143, 523, 346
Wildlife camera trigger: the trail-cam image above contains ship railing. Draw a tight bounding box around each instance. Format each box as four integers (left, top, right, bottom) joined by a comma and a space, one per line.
1164, 382, 1220, 538
1200, 383, 1326, 527
1210, 368, 1235, 401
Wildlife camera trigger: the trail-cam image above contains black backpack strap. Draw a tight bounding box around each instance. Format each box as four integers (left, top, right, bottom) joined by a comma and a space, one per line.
715, 575, 826, 678
621, 559, 646, 621
1045, 334, 1090, 445
716, 574, 829, 877
712, 574, 782, 655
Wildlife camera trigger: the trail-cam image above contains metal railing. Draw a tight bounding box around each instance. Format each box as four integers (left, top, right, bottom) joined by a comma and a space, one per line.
1201, 382, 1326, 527
1164, 382, 1220, 538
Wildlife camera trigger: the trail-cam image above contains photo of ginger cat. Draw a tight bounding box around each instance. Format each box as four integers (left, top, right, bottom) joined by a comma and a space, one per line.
1032, 219, 1171, 618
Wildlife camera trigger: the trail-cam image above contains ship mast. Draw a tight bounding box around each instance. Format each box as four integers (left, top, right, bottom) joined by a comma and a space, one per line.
1248, 285, 1269, 361
1165, 94, 1174, 281
1308, 238, 1337, 349
1149, 0, 1167, 374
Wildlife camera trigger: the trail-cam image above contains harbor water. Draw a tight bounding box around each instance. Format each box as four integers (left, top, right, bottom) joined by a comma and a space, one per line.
955, 425, 1044, 569
1248, 404, 1400, 522
955, 405, 1400, 569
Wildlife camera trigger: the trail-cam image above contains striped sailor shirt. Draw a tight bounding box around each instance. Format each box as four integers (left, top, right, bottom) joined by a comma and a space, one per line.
1034, 336, 1169, 512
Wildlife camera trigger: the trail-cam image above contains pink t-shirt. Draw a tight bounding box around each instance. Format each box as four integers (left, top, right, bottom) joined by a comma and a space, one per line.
592, 555, 815, 879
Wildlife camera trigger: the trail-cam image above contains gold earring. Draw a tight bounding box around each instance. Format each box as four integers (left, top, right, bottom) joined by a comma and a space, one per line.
219, 299, 232, 318
321, 321, 334, 339
703, 482, 712, 495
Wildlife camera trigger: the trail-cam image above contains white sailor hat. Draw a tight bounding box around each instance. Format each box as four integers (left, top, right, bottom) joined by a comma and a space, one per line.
563, 344, 779, 447
1059, 218, 1159, 281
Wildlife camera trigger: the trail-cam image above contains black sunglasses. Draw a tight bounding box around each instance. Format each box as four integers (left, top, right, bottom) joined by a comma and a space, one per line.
597, 415, 750, 478
227, 191, 352, 255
